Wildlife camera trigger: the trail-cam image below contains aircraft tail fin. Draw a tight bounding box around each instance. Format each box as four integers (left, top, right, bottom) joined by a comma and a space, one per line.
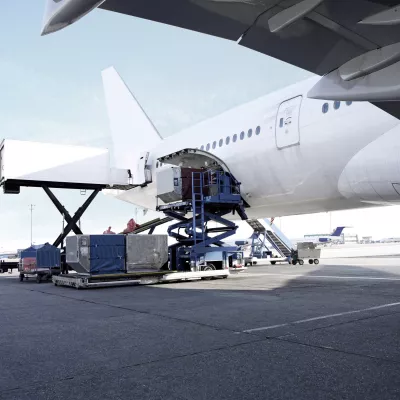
331, 226, 346, 237
101, 66, 163, 171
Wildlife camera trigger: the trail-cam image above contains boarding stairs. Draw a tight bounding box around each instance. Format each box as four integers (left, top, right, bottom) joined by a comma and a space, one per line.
246, 219, 292, 258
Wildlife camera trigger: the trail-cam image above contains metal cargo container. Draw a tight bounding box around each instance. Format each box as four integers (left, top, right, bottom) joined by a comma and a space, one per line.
126, 235, 168, 273
66, 235, 125, 275
156, 167, 182, 203
297, 242, 321, 259
156, 167, 208, 204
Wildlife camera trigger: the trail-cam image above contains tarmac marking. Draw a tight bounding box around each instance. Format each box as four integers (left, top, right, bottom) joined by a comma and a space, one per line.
243, 301, 400, 333
243, 273, 400, 281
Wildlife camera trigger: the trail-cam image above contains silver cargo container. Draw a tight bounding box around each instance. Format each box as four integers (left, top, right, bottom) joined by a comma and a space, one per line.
66, 235, 91, 274
297, 241, 321, 259
156, 167, 183, 203
126, 235, 168, 272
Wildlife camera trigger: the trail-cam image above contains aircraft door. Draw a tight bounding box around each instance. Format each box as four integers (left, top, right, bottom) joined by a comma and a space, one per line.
275, 96, 302, 149
134, 151, 152, 185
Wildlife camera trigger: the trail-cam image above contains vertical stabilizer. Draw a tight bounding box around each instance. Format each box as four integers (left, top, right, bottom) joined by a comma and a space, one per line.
331, 226, 346, 237
101, 67, 163, 172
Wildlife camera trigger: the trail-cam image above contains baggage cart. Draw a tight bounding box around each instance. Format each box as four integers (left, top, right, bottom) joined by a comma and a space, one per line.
292, 242, 321, 265
19, 244, 61, 283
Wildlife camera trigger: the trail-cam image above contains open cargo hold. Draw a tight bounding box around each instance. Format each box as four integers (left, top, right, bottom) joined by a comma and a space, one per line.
156, 167, 210, 203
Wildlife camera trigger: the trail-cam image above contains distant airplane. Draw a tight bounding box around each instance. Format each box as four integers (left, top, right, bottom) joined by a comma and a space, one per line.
292, 227, 347, 246
0, 252, 19, 260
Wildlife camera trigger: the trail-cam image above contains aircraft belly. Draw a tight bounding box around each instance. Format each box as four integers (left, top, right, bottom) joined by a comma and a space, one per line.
113, 183, 158, 210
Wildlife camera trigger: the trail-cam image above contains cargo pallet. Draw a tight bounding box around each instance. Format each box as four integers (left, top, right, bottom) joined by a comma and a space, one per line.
52, 269, 236, 289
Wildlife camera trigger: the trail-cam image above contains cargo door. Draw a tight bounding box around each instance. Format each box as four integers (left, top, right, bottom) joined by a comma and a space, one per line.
134, 151, 152, 185
275, 96, 302, 149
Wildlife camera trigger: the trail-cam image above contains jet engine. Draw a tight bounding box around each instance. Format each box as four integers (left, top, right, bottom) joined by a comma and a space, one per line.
41, 0, 105, 35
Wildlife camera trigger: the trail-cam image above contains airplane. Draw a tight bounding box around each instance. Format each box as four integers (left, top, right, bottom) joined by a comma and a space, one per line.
97, 66, 400, 221
36, 1, 400, 227
291, 226, 347, 246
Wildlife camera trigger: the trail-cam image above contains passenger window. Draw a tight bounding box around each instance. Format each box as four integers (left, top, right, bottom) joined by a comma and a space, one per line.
240, 131, 245, 140
255, 126, 261, 135
346, 101, 352, 106
206, 143, 210, 151
200, 145, 204, 150
233, 134, 237, 142
248, 129, 252, 138
322, 103, 329, 113
226, 136, 230, 145
279, 118, 283, 128
212, 141, 216, 149
334, 101, 340, 110
219, 139, 223, 147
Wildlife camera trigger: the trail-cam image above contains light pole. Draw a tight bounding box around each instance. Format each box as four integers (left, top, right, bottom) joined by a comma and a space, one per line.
29, 204, 35, 245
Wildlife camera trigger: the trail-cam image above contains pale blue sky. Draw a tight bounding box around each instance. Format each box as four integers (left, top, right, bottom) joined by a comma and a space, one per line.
0, 2, 399, 250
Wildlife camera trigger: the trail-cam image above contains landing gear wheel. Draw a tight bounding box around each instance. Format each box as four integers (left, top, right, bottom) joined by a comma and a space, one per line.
253, 261, 257, 265
292, 260, 297, 265
298, 260, 304, 265
309, 259, 314, 264
271, 261, 276, 265
314, 259, 320, 265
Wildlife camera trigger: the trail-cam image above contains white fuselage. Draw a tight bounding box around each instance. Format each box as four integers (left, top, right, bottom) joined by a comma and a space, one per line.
112, 76, 400, 218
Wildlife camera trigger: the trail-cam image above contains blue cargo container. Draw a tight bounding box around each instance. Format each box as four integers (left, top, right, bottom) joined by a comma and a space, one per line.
20, 243, 61, 268
20, 244, 44, 259
89, 235, 125, 275
36, 244, 61, 268
19, 243, 61, 283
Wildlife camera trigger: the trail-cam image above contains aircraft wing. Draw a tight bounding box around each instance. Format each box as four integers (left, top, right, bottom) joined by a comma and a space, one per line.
100, 0, 400, 119
43, 0, 400, 118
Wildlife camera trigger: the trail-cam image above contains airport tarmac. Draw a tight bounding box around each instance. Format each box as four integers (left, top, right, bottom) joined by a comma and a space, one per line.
1, 257, 400, 399
321, 242, 400, 258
